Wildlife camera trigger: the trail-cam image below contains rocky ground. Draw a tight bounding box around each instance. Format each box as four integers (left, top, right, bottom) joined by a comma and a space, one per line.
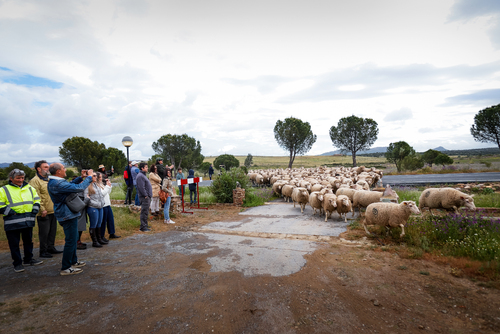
0, 203, 499, 334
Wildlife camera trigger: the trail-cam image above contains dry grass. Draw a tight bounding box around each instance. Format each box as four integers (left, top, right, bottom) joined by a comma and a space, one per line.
203, 155, 387, 169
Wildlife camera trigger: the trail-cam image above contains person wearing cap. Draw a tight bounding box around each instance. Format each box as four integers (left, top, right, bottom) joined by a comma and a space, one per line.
155, 158, 166, 182
0, 168, 44, 273
98, 164, 114, 183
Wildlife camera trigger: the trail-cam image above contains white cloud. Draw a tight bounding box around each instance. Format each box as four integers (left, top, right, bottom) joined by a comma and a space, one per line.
0, 0, 499, 164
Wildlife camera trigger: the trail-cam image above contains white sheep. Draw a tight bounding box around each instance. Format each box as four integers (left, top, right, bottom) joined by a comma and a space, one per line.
323, 193, 337, 222
308, 191, 324, 216
292, 187, 309, 213
281, 184, 295, 203
352, 190, 383, 214
363, 201, 421, 237
418, 187, 476, 214
336, 195, 353, 223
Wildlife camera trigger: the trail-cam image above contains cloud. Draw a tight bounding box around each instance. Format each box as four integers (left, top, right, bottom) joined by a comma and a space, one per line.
442, 88, 500, 107
448, 0, 500, 48
275, 61, 500, 103
384, 107, 413, 122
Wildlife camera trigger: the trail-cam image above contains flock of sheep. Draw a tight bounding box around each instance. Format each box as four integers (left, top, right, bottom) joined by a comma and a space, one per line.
248, 166, 477, 237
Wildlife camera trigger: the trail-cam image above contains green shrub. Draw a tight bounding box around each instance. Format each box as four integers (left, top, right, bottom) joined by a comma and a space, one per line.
405, 211, 500, 263
243, 187, 276, 207
209, 167, 249, 203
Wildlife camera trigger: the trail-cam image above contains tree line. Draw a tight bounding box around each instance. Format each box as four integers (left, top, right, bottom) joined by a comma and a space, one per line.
2, 103, 498, 179
273, 103, 500, 170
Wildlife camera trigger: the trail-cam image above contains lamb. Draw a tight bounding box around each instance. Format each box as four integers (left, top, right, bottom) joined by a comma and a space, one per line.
352, 190, 384, 213
336, 195, 353, 223
363, 201, 421, 237
292, 187, 309, 213
323, 193, 337, 222
281, 184, 295, 203
418, 187, 476, 214
308, 191, 324, 216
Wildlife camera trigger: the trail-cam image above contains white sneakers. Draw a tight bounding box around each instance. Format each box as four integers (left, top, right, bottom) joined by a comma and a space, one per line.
60, 267, 83, 276
163, 219, 175, 224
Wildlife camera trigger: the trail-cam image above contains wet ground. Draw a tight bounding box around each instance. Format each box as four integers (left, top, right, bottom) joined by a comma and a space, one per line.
1, 202, 499, 333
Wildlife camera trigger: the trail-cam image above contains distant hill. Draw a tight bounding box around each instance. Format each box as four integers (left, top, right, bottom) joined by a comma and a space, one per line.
0, 162, 59, 168
320, 146, 500, 157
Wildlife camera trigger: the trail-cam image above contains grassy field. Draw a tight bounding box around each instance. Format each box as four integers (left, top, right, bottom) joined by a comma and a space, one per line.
203, 155, 387, 170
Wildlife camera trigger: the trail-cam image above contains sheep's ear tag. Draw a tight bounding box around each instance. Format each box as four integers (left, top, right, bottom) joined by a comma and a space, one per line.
404, 202, 408, 206
460, 196, 465, 200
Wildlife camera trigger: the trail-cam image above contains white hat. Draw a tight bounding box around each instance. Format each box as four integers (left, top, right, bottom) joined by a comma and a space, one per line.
132, 161, 138, 165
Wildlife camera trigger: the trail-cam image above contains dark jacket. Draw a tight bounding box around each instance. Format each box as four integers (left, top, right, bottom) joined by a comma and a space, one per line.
136, 171, 153, 198
188, 169, 196, 191
156, 163, 166, 180
124, 165, 133, 186
208, 165, 214, 176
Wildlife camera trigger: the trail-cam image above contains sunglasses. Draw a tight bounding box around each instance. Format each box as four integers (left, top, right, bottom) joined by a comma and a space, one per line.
13, 169, 25, 175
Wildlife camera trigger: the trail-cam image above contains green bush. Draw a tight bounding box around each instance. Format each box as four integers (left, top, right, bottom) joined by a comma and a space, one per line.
243, 187, 276, 207
209, 167, 249, 203
405, 211, 500, 263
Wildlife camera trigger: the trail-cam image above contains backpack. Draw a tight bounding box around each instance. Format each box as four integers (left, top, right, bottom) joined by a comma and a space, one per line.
124, 170, 129, 179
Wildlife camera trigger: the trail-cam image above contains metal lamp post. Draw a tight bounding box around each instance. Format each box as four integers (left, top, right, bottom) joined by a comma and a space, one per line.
122, 136, 133, 163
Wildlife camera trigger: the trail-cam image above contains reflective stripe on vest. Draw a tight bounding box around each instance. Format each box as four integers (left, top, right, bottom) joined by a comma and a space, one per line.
4, 215, 36, 225
1, 185, 36, 210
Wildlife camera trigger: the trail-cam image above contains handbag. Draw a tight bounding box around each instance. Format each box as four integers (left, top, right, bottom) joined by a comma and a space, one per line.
66, 192, 86, 213
159, 189, 169, 205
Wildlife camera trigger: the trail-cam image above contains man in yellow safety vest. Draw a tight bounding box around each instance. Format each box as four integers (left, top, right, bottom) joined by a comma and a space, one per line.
0, 168, 44, 273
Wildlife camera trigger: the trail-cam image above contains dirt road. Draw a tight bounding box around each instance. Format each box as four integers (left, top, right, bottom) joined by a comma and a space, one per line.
1, 203, 499, 333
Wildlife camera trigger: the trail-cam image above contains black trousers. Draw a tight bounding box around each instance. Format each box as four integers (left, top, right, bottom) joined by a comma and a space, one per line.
37, 213, 57, 254
6, 227, 33, 267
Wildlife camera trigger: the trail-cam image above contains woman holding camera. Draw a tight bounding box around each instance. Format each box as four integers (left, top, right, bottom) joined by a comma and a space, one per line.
84, 172, 110, 247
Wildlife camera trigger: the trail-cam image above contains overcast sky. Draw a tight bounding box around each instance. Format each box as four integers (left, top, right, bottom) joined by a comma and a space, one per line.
1, 0, 499, 164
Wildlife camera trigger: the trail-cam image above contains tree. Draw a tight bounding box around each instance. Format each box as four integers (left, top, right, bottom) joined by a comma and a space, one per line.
421, 149, 441, 167
401, 155, 424, 171
274, 117, 317, 168
244, 154, 253, 168
100, 147, 127, 175
151, 134, 204, 172
213, 154, 240, 171
385, 141, 416, 172
198, 162, 211, 176
470, 104, 500, 150
329, 115, 378, 167
4, 162, 35, 180
59, 137, 106, 171
209, 167, 249, 203
435, 153, 454, 166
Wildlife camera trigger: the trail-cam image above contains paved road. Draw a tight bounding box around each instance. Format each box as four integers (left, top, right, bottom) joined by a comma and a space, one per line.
383, 172, 500, 186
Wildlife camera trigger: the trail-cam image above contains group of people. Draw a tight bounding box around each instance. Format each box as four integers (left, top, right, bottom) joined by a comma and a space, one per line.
123, 158, 178, 231
1, 158, 208, 275
0, 161, 120, 276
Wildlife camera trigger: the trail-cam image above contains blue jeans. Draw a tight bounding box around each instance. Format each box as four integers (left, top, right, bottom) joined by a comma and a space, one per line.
59, 217, 78, 270
134, 186, 141, 205
87, 207, 103, 229
190, 188, 197, 203
6, 227, 33, 267
100, 206, 115, 237
163, 196, 172, 220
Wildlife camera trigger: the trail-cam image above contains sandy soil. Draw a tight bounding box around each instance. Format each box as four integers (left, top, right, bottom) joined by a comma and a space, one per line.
1, 204, 499, 334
